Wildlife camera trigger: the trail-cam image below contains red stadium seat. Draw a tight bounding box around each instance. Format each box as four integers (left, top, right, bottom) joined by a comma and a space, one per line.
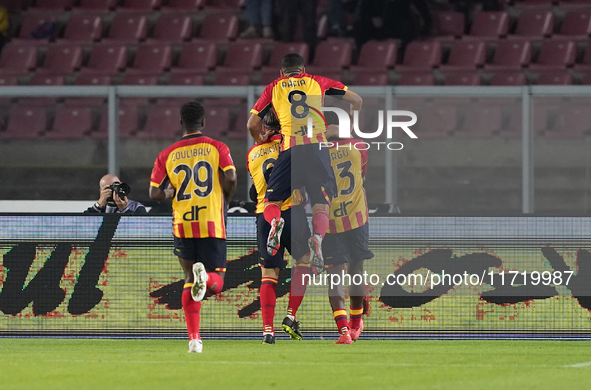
95, 105, 138, 139
397, 73, 435, 85
215, 73, 250, 85
489, 72, 528, 85
413, 105, 457, 138
456, 105, 502, 137
261, 43, 309, 76
120, 74, 159, 85
148, 14, 192, 43
64, 74, 110, 106
76, 73, 111, 85
259, 69, 280, 85
0, 75, 18, 86
463, 12, 509, 41
202, 105, 230, 136
46, 107, 93, 140
444, 73, 481, 85
548, 106, 591, 138
561, 0, 591, 9
207, 0, 245, 9
195, 13, 239, 42
105, 14, 148, 44
126, 44, 172, 74
58, 14, 103, 44
36, 44, 83, 75
537, 72, 573, 84
80, 44, 127, 75
485, 41, 532, 71
395, 41, 441, 72
168, 73, 205, 85
353, 72, 389, 86
508, 10, 554, 40
30, 0, 74, 10
514, 0, 554, 8
119, 0, 162, 11
554, 10, 591, 40
76, 0, 117, 11
161, 0, 205, 12
0, 43, 37, 75
2, 106, 47, 140
139, 106, 183, 139
29, 74, 65, 85
582, 73, 591, 84
217, 42, 263, 73
529, 41, 576, 70
433, 11, 465, 41
350, 41, 397, 73
439, 41, 486, 71
574, 45, 591, 71
13, 15, 58, 46
502, 105, 548, 138
170, 42, 217, 75
306, 39, 353, 73
226, 109, 247, 140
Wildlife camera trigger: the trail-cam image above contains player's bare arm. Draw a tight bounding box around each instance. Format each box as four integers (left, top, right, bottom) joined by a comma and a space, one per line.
220, 168, 237, 205
247, 113, 269, 144
149, 182, 175, 201
343, 89, 363, 115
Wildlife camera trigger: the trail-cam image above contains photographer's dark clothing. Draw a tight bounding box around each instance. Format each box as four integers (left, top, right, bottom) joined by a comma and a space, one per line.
85, 200, 147, 215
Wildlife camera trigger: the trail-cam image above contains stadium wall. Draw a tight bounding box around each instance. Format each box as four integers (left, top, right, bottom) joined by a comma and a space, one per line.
1, 214, 590, 339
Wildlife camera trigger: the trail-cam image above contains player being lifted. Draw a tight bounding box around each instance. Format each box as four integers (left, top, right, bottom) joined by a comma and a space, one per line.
150, 101, 237, 353
247, 111, 312, 344
247, 53, 363, 274
323, 113, 374, 344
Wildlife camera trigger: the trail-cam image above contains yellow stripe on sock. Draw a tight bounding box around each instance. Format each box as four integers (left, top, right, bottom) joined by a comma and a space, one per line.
350, 308, 363, 316
262, 277, 278, 284
333, 309, 347, 319
184, 283, 194, 288
296, 263, 311, 268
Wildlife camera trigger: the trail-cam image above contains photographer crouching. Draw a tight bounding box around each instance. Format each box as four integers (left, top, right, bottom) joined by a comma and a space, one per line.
85, 174, 147, 215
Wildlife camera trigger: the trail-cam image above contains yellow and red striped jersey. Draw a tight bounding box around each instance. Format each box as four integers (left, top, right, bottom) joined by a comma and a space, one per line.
246, 134, 292, 213
327, 139, 369, 233
250, 72, 348, 151
150, 133, 235, 238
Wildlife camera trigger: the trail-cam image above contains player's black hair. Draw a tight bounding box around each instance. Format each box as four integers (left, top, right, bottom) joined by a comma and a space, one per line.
263, 110, 281, 131
180, 101, 205, 130
323, 111, 339, 126
280, 53, 305, 73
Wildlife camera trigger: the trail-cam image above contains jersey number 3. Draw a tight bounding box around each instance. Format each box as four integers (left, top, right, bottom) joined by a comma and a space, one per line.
335, 160, 354, 197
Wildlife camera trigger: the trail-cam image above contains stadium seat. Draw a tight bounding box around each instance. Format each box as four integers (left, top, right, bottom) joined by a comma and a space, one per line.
433, 11, 465, 41
215, 73, 250, 85
161, 0, 205, 12
80, 44, 127, 75
554, 10, 591, 40
195, 13, 239, 42
561, 0, 591, 9
463, 11, 509, 41
119, 0, 162, 11
95, 105, 138, 139
126, 44, 172, 74
120, 74, 159, 85
76, 73, 111, 85
30, 0, 74, 10
261, 43, 309, 76
12, 15, 58, 46
444, 73, 481, 85
46, 107, 93, 140
413, 105, 457, 138
225, 108, 247, 140
395, 41, 441, 72
485, 40, 532, 71
0, 75, 18, 86
456, 105, 502, 137
207, 0, 245, 9
514, 0, 554, 9
167, 73, 205, 85
350, 41, 397, 73
148, 14, 192, 43
36, 44, 83, 75
489, 72, 528, 85
574, 45, 591, 71
58, 13, 103, 44
202, 105, 230, 136
581, 73, 591, 84
217, 42, 263, 74
0, 43, 37, 75
139, 106, 183, 139
397, 73, 435, 85
353, 72, 389, 86
104, 14, 148, 44
75, 0, 117, 11
548, 105, 591, 138
170, 42, 217, 75
259, 69, 280, 85
2, 106, 47, 140
529, 41, 576, 70
439, 41, 486, 71
537, 72, 573, 84
502, 105, 548, 138
508, 10, 554, 40
64, 74, 110, 106
29, 74, 65, 85
306, 39, 353, 73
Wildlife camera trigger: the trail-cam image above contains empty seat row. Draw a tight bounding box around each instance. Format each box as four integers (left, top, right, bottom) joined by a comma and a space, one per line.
18, 0, 244, 12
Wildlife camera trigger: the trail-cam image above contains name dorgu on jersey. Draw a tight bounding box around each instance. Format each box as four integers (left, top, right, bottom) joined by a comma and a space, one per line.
250, 143, 280, 161
170, 146, 212, 162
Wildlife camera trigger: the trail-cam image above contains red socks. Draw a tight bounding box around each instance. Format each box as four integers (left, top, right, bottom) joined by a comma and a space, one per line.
263, 203, 282, 225
333, 308, 349, 335
312, 209, 330, 239
182, 284, 201, 341
349, 305, 364, 329
287, 264, 310, 318
260, 276, 278, 335
206, 272, 224, 294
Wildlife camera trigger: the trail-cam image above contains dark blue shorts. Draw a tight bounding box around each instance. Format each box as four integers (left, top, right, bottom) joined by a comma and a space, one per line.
173, 237, 227, 272
257, 206, 311, 269
265, 144, 337, 205
322, 223, 374, 268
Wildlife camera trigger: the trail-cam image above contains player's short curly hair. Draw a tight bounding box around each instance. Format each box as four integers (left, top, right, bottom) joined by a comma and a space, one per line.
180, 101, 205, 128
263, 110, 280, 131
280, 53, 305, 72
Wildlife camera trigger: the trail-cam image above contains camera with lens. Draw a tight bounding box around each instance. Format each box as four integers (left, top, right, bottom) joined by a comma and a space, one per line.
106, 182, 131, 204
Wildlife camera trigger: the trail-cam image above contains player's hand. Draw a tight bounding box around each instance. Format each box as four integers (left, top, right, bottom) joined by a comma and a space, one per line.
257, 130, 270, 144
97, 186, 112, 208
164, 182, 176, 199
113, 192, 128, 211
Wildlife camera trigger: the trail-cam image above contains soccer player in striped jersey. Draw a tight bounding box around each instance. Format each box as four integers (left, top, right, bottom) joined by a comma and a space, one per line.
322, 112, 374, 344
247, 111, 312, 344
247, 53, 363, 275
149, 101, 237, 353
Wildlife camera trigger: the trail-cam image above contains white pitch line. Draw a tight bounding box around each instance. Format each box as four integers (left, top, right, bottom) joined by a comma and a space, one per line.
564, 361, 591, 368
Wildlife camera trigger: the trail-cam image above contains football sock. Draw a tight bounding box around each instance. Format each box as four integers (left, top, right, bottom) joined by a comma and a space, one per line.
260, 276, 278, 336
350, 305, 364, 329
182, 283, 201, 340
287, 264, 310, 318
333, 308, 349, 335
263, 203, 282, 225
312, 209, 330, 239
206, 272, 224, 294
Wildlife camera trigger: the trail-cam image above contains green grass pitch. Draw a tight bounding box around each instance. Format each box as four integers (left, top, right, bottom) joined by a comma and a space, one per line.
1, 338, 591, 389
